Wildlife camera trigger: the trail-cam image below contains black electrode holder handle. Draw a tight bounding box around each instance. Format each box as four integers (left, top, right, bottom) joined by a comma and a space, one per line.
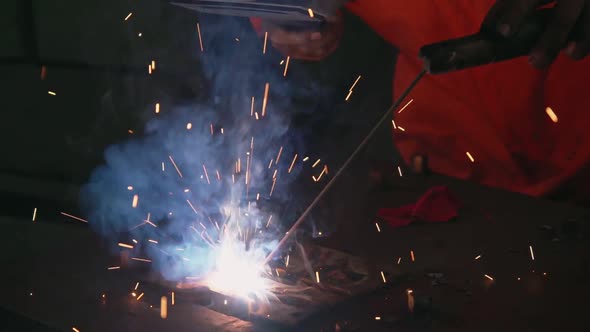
419, 9, 554, 74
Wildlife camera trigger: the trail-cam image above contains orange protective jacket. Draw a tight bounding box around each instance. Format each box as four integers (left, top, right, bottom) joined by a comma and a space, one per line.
265, 0, 590, 203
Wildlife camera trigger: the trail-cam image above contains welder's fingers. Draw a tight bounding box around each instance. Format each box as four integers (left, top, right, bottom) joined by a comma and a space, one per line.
269, 23, 343, 61
529, 0, 585, 67
497, 0, 541, 36
566, 2, 590, 59
481, 0, 513, 33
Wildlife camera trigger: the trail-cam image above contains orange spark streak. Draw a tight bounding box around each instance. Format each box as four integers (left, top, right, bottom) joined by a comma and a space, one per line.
529, 245, 535, 261
308, 8, 314, 17
269, 178, 277, 196
255, 112, 259, 120
216, 170, 221, 181
160, 296, 168, 319
283, 56, 291, 77
350, 75, 362, 90
272, 169, 278, 179
398, 126, 405, 131
275, 146, 283, 163
397, 99, 414, 113
60, 212, 88, 223
72, 328, 80, 332
397, 257, 401, 264
202, 164, 211, 184
475, 255, 482, 260
132, 194, 139, 208
545, 106, 558, 123
263, 32, 268, 54
345, 90, 353, 101
316, 165, 327, 181
148, 239, 158, 244
186, 122, 192, 130
171, 291, 175, 305
410, 250, 415, 262
168, 155, 183, 178
312, 159, 321, 168
392, 119, 397, 129
315, 271, 320, 283
148, 65, 152, 75
288, 154, 298, 173
261, 83, 270, 116
380, 271, 386, 283
32, 208, 37, 221
210, 123, 214, 135
48, 91, 56, 96
137, 292, 145, 300
466, 151, 475, 162
303, 156, 309, 162
134, 282, 140, 290
266, 215, 273, 227
131, 257, 152, 263
398, 166, 403, 177
268, 159, 274, 169
118, 243, 134, 249
124, 12, 133, 21
197, 23, 204, 52
484, 274, 494, 281
107, 266, 120, 270
375, 222, 381, 232
250, 96, 255, 116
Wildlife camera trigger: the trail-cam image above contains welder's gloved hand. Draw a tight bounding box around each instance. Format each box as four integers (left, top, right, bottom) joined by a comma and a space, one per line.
265, 12, 344, 61
482, 0, 590, 68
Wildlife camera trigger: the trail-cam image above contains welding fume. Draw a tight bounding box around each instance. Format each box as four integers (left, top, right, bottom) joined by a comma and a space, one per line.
180, 0, 590, 206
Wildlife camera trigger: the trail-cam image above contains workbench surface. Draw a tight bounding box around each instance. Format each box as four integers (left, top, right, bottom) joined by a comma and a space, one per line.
2, 171, 588, 332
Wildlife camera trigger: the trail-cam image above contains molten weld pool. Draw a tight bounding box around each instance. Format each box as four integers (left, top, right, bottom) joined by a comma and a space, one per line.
174, 244, 395, 326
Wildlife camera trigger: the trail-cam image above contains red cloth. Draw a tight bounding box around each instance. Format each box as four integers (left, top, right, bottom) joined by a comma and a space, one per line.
377, 186, 460, 228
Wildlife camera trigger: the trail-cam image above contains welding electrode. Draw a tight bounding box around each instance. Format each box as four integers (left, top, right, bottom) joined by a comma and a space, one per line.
264, 8, 561, 264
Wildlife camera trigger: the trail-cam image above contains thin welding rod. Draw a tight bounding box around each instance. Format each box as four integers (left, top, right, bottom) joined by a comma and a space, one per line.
263, 69, 427, 265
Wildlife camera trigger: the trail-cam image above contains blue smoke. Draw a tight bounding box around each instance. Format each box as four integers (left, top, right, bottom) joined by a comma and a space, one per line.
80, 15, 324, 282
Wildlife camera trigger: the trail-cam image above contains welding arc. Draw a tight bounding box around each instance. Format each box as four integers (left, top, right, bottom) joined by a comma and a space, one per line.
263, 69, 427, 266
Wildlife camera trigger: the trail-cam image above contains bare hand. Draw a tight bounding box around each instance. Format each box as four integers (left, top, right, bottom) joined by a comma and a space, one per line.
482, 0, 590, 67
264, 13, 344, 61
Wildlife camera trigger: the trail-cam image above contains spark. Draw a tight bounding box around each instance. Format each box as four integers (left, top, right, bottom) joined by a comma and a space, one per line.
255, 112, 259, 120
316, 165, 327, 181
151, 60, 156, 70
171, 292, 175, 305
118, 243, 134, 249
380, 271, 387, 283
397, 257, 401, 264
250, 96, 255, 116
186, 122, 192, 130
60, 212, 88, 223
168, 156, 183, 178
268, 159, 274, 169
392, 119, 397, 129
345, 90, 353, 101
529, 245, 535, 261
475, 255, 482, 260
48, 91, 56, 96
221, 127, 224, 134
132, 194, 139, 208
315, 271, 320, 283
72, 328, 80, 332
148, 239, 159, 244
375, 222, 381, 232
345, 75, 362, 101
160, 296, 168, 319
216, 170, 221, 181
128, 129, 134, 134
148, 65, 152, 75
127, 186, 133, 190
545, 106, 558, 123
138, 33, 142, 37
484, 274, 494, 281
132, 239, 138, 243
303, 156, 309, 162
269, 178, 277, 196
397, 98, 414, 113
283, 56, 291, 77
307, 8, 314, 17
398, 126, 405, 131
410, 250, 415, 262
312, 159, 321, 168
466, 151, 475, 162
374, 316, 381, 321
263, 32, 268, 54
137, 292, 145, 300
285, 255, 290, 267
197, 23, 204, 52
398, 166, 403, 177
224, 299, 228, 305
161, 162, 165, 171
288, 154, 298, 173
266, 215, 273, 227
134, 282, 140, 290
256, 193, 260, 201
261, 83, 270, 116
210, 123, 214, 135
280, 60, 284, 65
275, 146, 283, 163
107, 266, 120, 270
124, 12, 133, 21
131, 257, 152, 263
32, 208, 37, 222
